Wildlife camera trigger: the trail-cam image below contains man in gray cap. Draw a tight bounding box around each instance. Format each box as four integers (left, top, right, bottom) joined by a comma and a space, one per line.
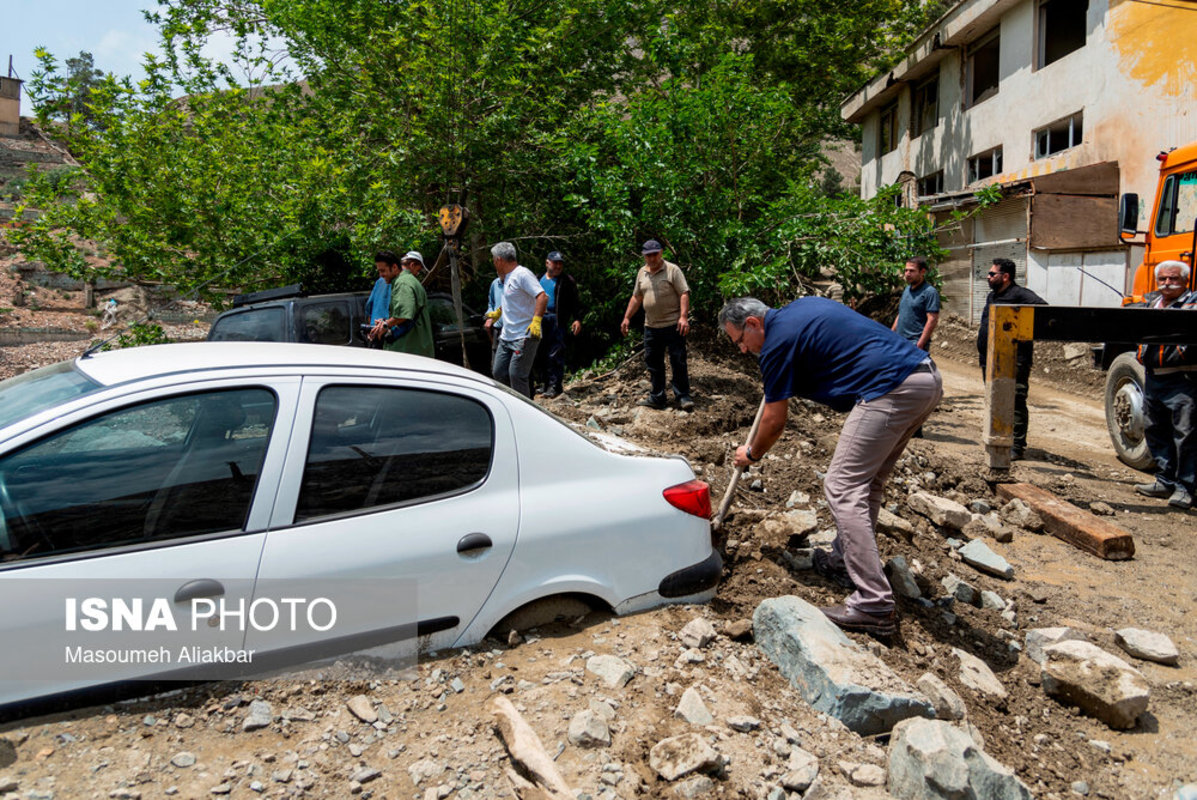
534, 250, 582, 398
620, 239, 693, 411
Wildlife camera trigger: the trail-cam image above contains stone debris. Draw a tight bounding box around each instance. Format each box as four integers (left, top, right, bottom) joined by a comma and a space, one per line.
673, 775, 717, 798
170, 752, 197, 768
963, 512, 1013, 543
648, 733, 721, 781
725, 715, 761, 732
675, 687, 715, 725
959, 539, 1015, 580
1090, 501, 1115, 516
952, 648, 1007, 701
908, 492, 972, 530
1114, 627, 1180, 666
724, 619, 753, 641
879, 508, 917, 540
567, 710, 612, 748
679, 618, 718, 649
786, 490, 811, 508
754, 596, 934, 734
781, 747, 820, 793
941, 573, 980, 606
346, 695, 378, 724
1041, 640, 1150, 730
241, 700, 273, 732
886, 556, 922, 599
841, 761, 886, 787
980, 590, 1005, 611
887, 718, 1032, 800
407, 759, 444, 786
999, 499, 1043, 532
586, 654, 636, 688
915, 673, 965, 721
349, 767, 380, 784
1025, 627, 1086, 665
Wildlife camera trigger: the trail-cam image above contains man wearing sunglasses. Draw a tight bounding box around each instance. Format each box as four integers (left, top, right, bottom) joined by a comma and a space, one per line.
976, 259, 1046, 460
1133, 260, 1196, 509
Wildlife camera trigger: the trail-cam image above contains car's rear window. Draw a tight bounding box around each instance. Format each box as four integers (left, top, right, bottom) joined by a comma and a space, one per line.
0, 361, 103, 432
209, 307, 286, 342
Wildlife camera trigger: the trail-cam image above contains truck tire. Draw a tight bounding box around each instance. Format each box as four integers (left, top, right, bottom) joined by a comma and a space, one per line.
1104, 352, 1154, 471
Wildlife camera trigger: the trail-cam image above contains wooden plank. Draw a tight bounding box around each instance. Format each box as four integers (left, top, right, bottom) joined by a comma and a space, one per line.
1030, 194, 1117, 250
1031, 162, 1120, 196
996, 483, 1135, 560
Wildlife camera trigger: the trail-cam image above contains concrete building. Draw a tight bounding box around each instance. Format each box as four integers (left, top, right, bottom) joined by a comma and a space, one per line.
841, 0, 1196, 322
1, 76, 21, 138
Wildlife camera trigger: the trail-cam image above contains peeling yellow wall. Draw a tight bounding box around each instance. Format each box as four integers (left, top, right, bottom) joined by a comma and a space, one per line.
1108, 0, 1197, 94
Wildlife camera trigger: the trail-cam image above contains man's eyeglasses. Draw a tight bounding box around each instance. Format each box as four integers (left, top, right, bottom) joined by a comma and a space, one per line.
987, 271, 1001, 277
731, 327, 746, 347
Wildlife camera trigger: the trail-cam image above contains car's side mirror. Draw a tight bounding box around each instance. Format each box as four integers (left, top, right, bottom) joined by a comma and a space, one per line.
1118, 193, 1140, 237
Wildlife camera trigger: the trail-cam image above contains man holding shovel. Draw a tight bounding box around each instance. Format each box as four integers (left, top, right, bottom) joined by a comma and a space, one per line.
718, 297, 942, 636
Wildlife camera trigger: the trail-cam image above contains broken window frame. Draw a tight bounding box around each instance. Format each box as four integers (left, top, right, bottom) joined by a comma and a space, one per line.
918, 171, 945, 197
968, 146, 1003, 183
911, 75, 939, 138
1033, 111, 1084, 159
1036, 0, 1089, 69
965, 27, 1001, 108
879, 101, 899, 156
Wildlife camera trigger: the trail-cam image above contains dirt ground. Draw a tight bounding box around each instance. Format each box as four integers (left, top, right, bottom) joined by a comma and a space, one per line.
0, 286, 1194, 800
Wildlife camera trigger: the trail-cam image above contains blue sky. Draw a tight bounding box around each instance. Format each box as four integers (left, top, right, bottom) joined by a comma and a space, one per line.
4, 0, 161, 106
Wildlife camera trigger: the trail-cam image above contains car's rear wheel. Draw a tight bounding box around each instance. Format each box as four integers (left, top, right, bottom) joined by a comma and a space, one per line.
1104, 352, 1155, 471
494, 596, 597, 635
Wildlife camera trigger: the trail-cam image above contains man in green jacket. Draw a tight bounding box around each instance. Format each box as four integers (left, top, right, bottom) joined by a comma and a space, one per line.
368, 250, 435, 358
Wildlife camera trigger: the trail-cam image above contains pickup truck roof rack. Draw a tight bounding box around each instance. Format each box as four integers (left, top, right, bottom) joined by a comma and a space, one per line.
231, 284, 306, 308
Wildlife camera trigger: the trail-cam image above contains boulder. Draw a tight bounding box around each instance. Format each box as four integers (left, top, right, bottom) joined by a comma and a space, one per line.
908, 493, 972, 530
679, 618, 718, 650
649, 733, 720, 781
959, 540, 1014, 580
1024, 627, 1085, 665
886, 557, 922, 599
1114, 628, 1180, 666
888, 718, 1032, 800
1041, 640, 1150, 729
952, 648, 1007, 701
586, 655, 636, 689
915, 674, 965, 721
754, 596, 934, 735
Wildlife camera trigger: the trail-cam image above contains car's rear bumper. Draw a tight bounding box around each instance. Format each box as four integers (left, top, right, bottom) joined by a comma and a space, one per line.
658, 549, 722, 598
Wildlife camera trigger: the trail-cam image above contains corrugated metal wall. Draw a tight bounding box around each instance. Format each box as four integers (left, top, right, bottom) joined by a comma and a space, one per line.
969, 198, 1029, 325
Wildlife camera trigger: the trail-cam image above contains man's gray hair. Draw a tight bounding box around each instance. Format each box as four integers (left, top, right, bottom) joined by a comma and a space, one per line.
718, 297, 771, 328
491, 241, 518, 263
1155, 259, 1191, 280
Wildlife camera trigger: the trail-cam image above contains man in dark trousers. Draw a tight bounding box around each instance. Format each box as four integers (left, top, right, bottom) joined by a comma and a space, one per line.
977, 258, 1046, 460
534, 251, 582, 398
720, 296, 942, 637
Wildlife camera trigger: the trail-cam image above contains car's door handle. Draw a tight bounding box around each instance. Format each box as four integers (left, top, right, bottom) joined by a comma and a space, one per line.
174, 579, 225, 604
456, 533, 492, 554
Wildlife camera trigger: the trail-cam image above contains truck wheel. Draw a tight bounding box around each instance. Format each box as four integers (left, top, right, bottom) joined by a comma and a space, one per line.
1104, 352, 1154, 470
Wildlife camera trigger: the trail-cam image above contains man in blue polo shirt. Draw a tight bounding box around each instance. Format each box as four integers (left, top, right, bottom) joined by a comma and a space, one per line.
719, 296, 943, 636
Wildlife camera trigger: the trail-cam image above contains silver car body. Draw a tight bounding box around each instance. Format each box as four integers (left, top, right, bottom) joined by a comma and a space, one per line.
0, 343, 717, 706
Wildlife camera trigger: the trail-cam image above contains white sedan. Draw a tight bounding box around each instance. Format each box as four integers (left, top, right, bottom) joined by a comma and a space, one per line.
0, 343, 719, 709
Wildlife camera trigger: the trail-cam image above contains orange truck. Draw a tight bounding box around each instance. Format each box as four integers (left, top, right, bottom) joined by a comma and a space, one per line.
1102, 143, 1197, 468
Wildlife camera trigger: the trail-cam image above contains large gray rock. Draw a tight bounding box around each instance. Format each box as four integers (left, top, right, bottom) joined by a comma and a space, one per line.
1114, 628, 1180, 666
952, 648, 1007, 701
908, 493, 972, 530
586, 654, 636, 688
916, 673, 965, 721
1041, 640, 1150, 729
649, 733, 720, 781
1025, 627, 1085, 665
888, 718, 1032, 800
754, 596, 934, 735
959, 540, 1014, 580
886, 556, 922, 599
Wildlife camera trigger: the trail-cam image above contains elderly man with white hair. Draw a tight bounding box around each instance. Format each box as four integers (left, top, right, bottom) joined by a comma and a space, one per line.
1134, 260, 1197, 509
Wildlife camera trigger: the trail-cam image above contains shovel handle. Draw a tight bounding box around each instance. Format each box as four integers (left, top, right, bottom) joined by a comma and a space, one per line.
711, 396, 767, 530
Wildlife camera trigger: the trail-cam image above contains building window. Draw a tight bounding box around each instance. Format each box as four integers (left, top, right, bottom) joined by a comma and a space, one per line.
879, 102, 899, 155
911, 76, 939, 138
1033, 112, 1083, 158
918, 171, 944, 197
1038, 0, 1088, 68
968, 146, 1003, 183
965, 27, 1001, 107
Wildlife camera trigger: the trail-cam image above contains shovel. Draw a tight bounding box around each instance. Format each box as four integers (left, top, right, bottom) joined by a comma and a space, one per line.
711, 396, 767, 531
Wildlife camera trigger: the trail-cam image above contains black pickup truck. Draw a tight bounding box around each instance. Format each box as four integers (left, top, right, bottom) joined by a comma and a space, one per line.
207, 284, 492, 373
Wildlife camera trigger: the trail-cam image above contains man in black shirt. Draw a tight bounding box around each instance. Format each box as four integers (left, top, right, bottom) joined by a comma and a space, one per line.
977, 258, 1047, 460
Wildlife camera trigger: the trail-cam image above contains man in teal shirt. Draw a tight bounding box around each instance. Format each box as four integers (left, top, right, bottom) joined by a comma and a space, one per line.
368, 250, 435, 358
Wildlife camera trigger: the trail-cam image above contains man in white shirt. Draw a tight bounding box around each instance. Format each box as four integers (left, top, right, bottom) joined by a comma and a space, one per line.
486, 241, 547, 398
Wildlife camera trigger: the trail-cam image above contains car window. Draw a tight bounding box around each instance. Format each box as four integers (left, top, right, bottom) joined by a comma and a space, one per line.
209, 307, 286, 342
0, 388, 277, 562
299, 301, 352, 345
0, 361, 103, 432
295, 385, 493, 522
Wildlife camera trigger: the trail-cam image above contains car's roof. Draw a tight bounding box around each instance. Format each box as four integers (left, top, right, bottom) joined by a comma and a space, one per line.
74, 341, 484, 387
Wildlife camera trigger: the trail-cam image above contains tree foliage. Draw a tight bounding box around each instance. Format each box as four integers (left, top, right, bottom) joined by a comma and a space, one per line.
12, 0, 968, 335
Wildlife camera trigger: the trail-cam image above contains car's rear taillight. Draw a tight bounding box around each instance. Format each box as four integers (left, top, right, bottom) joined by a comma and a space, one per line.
663, 480, 711, 519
